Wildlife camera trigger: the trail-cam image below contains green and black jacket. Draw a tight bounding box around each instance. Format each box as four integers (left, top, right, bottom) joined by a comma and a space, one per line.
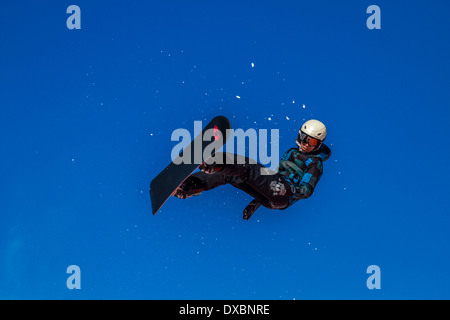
277, 144, 331, 206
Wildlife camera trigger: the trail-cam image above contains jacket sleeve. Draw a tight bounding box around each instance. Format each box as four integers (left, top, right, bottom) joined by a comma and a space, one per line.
289, 158, 323, 200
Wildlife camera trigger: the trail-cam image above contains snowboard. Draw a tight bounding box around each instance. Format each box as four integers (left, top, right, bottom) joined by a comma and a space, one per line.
150, 115, 232, 215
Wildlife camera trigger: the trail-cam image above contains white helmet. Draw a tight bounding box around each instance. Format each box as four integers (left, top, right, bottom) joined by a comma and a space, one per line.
296, 119, 327, 150
301, 119, 327, 141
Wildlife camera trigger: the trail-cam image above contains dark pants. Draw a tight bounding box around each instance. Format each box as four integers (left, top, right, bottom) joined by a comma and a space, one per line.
190, 153, 291, 210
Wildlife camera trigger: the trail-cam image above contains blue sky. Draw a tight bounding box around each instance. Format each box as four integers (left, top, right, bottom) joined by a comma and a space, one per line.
1, 0, 450, 299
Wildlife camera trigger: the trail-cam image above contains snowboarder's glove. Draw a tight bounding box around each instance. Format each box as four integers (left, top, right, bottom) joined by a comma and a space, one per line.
243, 199, 262, 221
288, 184, 312, 200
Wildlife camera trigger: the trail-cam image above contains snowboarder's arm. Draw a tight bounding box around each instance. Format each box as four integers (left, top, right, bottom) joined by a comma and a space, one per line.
289, 159, 323, 200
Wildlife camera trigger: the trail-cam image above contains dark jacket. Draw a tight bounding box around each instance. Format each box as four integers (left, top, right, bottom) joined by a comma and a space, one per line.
277, 144, 331, 206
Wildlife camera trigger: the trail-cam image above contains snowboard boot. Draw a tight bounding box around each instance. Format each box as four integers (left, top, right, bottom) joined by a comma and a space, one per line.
172, 176, 205, 199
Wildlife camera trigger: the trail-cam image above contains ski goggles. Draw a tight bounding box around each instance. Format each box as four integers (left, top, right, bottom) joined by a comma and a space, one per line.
297, 131, 321, 147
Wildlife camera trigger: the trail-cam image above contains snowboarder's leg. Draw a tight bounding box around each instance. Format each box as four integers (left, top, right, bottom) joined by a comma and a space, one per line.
206, 153, 290, 209
243, 199, 262, 220
190, 171, 230, 191
174, 152, 290, 211
200, 153, 257, 176
172, 171, 230, 199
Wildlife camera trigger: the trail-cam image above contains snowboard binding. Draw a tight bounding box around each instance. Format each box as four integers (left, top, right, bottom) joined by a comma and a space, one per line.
199, 162, 224, 174
172, 176, 205, 199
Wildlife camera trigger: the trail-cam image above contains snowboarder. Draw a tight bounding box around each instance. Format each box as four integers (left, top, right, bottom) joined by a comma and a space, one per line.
172, 119, 331, 220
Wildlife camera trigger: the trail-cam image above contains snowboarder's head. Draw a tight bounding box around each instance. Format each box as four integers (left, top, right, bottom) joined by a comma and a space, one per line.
296, 119, 327, 153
